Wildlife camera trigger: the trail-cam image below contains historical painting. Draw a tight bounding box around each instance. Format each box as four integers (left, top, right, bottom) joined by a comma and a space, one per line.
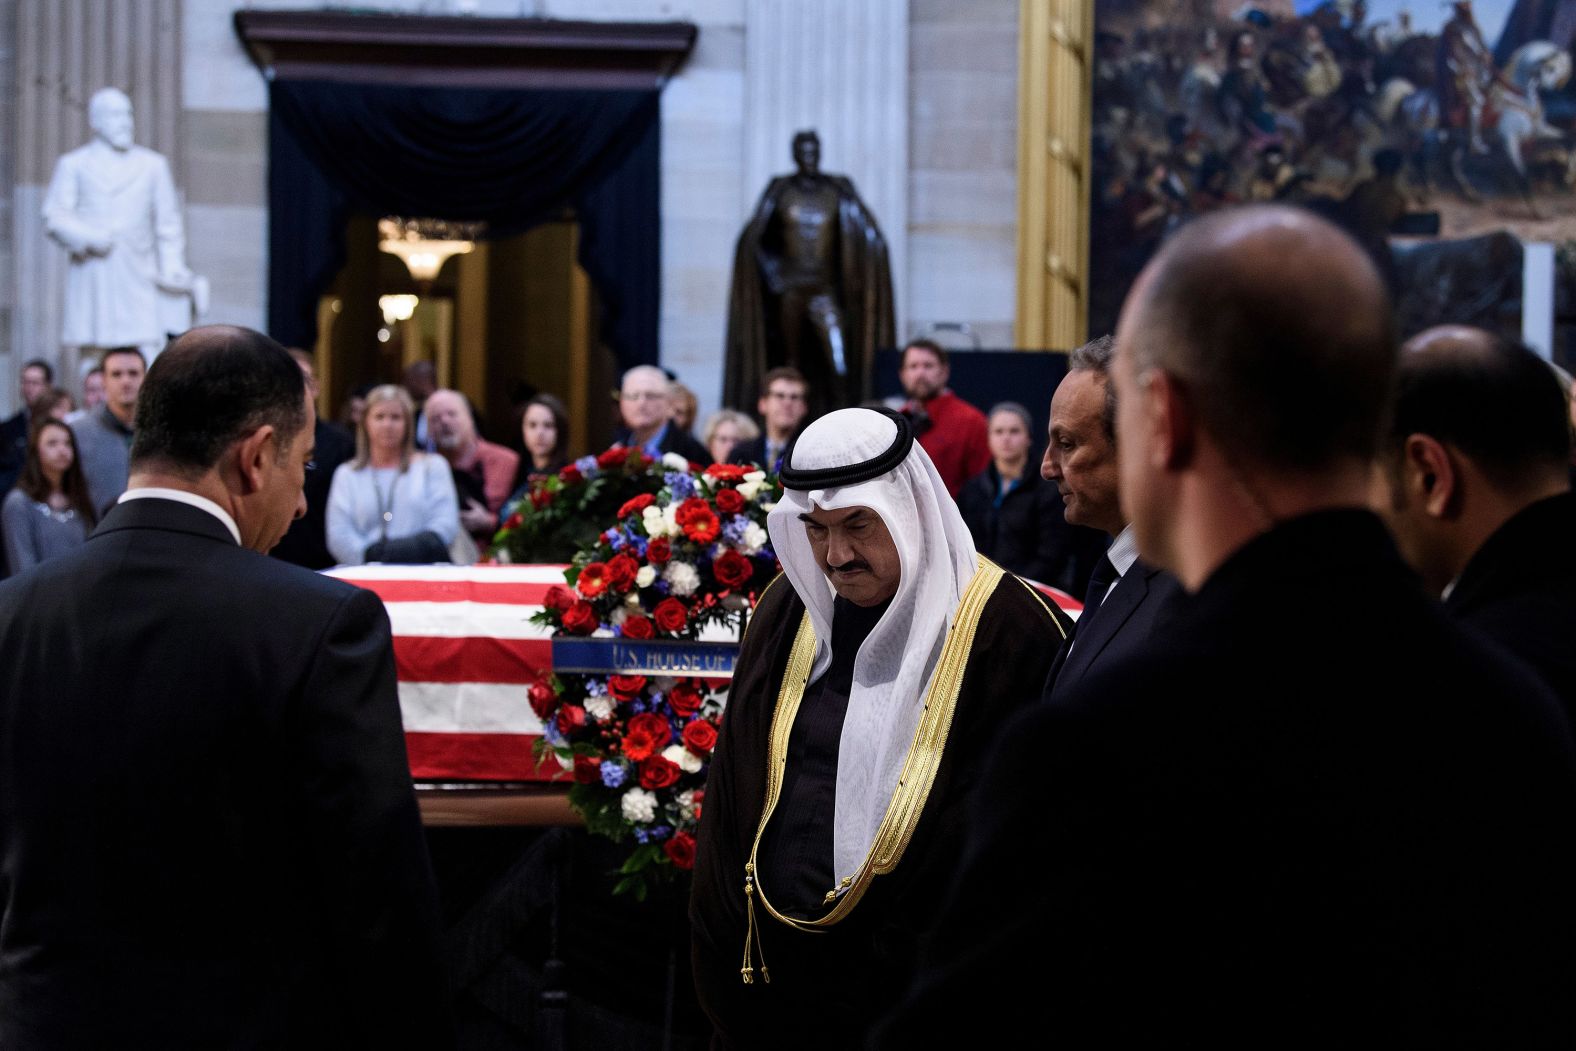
1087, 0, 1576, 347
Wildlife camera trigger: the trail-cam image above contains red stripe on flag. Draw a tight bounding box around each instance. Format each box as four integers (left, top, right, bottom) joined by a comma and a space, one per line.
342, 578, 565, 606
393, 636, 552, 684
406, 731, 565, 782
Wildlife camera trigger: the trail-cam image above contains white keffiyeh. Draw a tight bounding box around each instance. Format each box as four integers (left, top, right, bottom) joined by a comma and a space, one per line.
766, 408, 977, 884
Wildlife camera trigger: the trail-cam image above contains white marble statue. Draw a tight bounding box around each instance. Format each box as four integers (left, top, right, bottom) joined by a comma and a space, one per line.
43, 88, 206, 352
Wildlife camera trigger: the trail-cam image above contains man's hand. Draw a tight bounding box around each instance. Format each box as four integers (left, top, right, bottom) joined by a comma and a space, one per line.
459, 498, 494, 535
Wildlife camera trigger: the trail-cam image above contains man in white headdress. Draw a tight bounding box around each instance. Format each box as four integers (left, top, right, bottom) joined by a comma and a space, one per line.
44, 87, 205, 355
690, 406, 1070, 1047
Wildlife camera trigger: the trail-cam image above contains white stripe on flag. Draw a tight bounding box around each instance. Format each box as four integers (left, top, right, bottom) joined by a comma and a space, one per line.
325, 564, 568, 584
399, 681, 545, 734
386, 601, 553, 639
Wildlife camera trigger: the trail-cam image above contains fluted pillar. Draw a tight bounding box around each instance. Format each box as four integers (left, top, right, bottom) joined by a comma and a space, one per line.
12, 0, 181, 404
744, 0, 909, 329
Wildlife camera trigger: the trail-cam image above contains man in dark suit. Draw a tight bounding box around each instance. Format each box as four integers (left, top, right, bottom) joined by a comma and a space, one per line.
270, 347, 354, 569
0, 326, 451, 1048
611, 363, 709, 463
1373, 325, 1576, 711
728, 365, 809, 472
877, 206, 1576, 1045
1041, 334, 1185, 696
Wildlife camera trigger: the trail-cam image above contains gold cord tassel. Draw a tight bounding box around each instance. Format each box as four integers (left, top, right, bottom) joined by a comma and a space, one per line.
740, 864, 771, 984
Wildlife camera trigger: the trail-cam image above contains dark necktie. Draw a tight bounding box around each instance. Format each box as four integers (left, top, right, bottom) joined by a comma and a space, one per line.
1079, 554, 1118, 629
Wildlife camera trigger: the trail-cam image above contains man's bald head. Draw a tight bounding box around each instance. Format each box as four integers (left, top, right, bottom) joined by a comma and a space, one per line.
1388, 325, 1571, 493
1121, 205, 1396, 473
425, 388, 477, 454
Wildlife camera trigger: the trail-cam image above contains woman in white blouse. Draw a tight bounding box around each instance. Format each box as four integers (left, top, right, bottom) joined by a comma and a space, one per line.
326, 384, 459, 566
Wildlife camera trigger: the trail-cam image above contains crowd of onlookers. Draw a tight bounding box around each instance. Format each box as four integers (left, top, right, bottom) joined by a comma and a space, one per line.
0, 339, 1110, 593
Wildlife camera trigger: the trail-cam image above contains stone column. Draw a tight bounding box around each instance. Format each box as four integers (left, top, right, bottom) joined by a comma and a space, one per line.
12, 0, 181, 408
743, 0, 909, 329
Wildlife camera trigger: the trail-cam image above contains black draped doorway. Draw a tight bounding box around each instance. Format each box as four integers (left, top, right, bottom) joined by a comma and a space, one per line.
268, 79, 659, 371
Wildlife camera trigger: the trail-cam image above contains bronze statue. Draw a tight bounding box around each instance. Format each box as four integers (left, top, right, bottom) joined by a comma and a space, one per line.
725, 131, 894, 413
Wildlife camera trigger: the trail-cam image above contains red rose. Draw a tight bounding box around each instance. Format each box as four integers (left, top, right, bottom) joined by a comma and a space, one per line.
667, 681, 703, 717
554, 704, 586, 737
543, 584, 577, 613
608, 674, 649, 702
597, 446, 630, 468
628, 712, 672, 747
685, 511, 720, 543
561, 600, 599, 635
622, 614, 654, 639
528, 680, 557, 721
714, 488, 745, 514
573, 754, 602, 784
558, 464, 583, 484
639, 755, 682, 790
606, 554, 639, 593
577, 562, 609, 598
502, 512, 524, 530
706, 463, 749, 483
618, 493, 657, 519
663, 830, 697, 870
653, 597, 689, 634
646, 537, 672, 563
530, 488, 553, 510
674, 497, 709, 525
682, 719, 719, 756
712, 549, 753, 589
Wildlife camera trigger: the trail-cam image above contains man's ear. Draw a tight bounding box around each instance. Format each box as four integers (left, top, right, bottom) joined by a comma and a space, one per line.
234, 425, 277, 497
1402, 433, 1457, 519
1145, 369, 1194, 472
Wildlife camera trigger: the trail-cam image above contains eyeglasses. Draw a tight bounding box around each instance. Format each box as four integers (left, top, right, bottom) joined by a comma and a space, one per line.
619, 391, 667, 403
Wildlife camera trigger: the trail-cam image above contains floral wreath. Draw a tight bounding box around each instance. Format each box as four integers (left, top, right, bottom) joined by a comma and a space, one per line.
515, 448, 783, 898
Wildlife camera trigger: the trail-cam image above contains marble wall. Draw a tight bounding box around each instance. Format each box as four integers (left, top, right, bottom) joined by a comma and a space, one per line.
2, 0, 1022, 416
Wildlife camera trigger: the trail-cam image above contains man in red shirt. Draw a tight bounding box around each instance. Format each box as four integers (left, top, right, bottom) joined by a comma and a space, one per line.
899, 339, 989, 497
426, 388, 519, 545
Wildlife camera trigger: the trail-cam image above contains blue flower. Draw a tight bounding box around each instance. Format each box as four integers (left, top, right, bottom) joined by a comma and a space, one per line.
649, 824, 672, 841
543, 721, 565, 747
574, 455, 598, 475
721, 516, 750, 544
600, 762, 627, 788
634, 827, 650, 844
665, 472, 696, 500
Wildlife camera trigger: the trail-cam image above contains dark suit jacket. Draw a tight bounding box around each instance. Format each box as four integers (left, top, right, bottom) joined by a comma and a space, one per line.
611, 422, 710, 466
0, 497, 451, 1049
1445, 491, 1576, 717
1044, 554, 1187, 698
877, 511, 1576, 1047
955, 466, 1109, 596
726, 434, 787, 473
270, 419, 356, 570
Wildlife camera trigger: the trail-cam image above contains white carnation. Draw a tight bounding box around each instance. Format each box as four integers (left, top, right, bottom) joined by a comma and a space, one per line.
664, 561, 700, 596
642, 505, 669, 538
662, 503, 680, 534
676, 788, 697, 820
744, 470, 766, 484
663, 452, 691, 472
636, 565, 657, 588
742, 522, 769, 555
608, 605, 628, 626
585, 696, 614, 722
621, 788, 658, 823
663, 743, 704, 774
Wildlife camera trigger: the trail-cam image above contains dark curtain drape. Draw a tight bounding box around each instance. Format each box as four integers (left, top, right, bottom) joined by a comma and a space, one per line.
267, 81, 659, 369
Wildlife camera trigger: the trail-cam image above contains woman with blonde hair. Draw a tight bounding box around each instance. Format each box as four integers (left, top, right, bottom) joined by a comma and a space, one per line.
702, 408, 759, 465
325, 383, 459, 565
